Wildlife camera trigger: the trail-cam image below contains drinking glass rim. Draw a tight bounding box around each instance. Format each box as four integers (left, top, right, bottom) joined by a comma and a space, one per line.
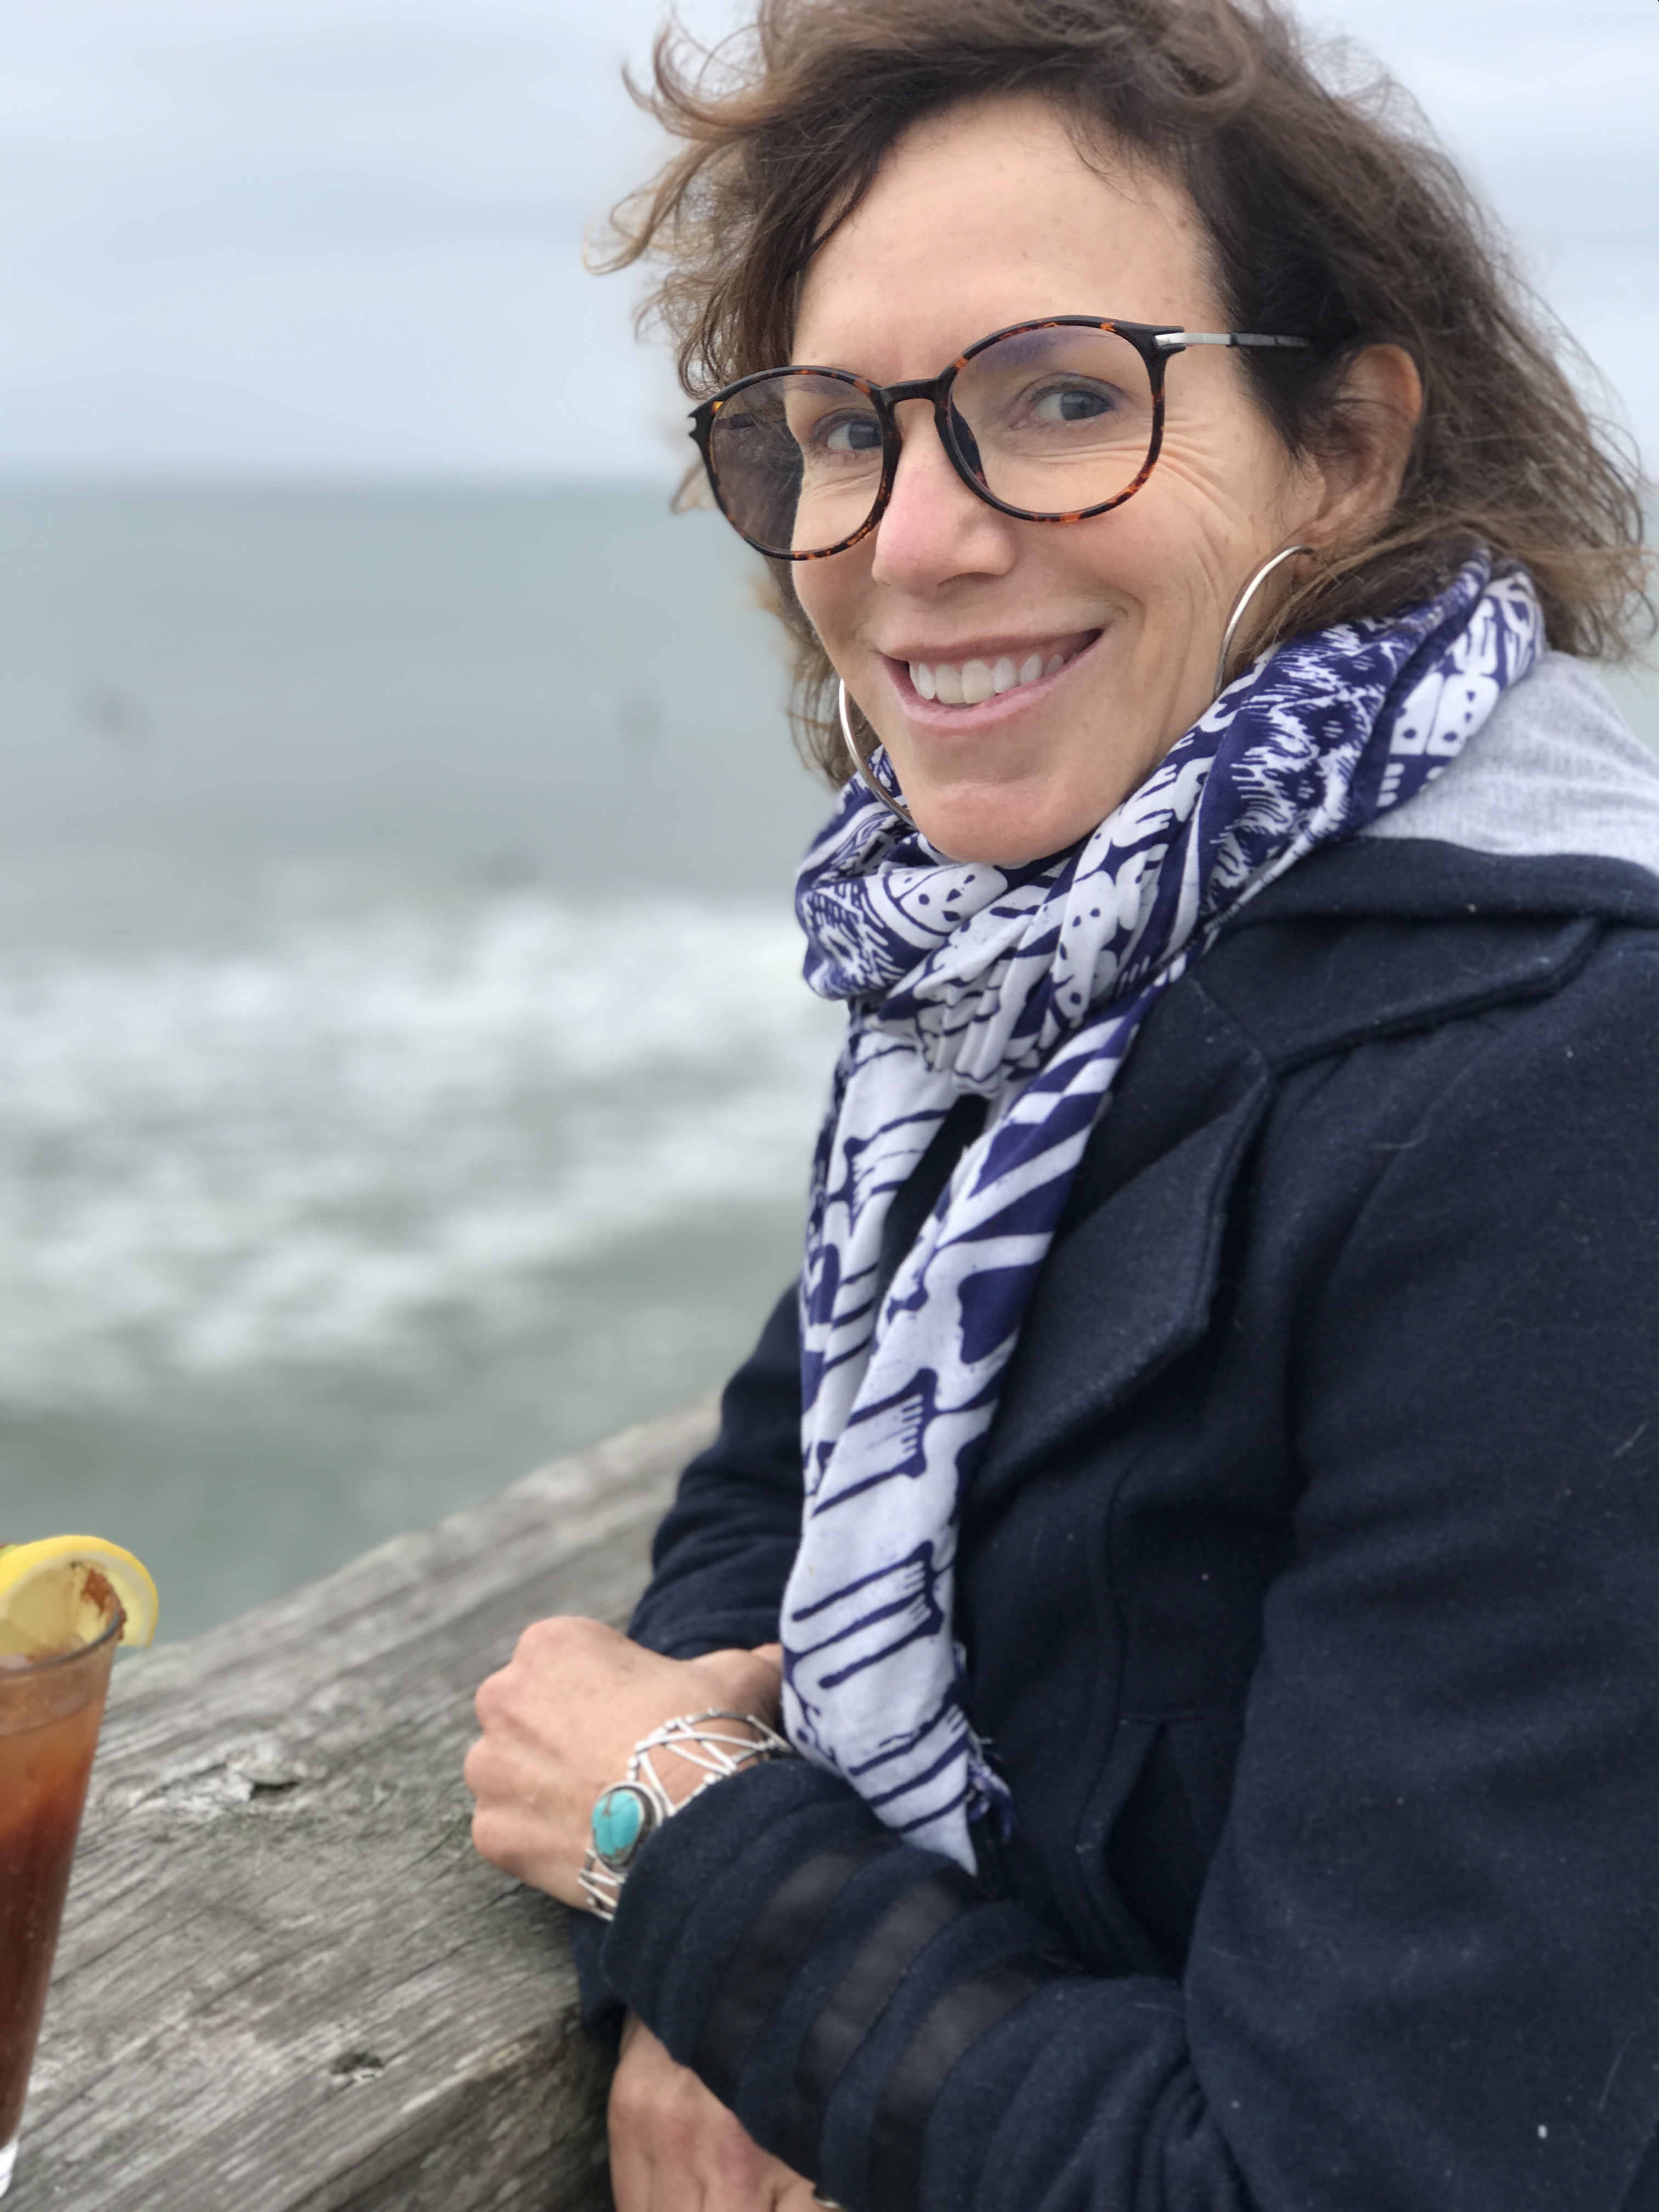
0, 1605, 126, 1676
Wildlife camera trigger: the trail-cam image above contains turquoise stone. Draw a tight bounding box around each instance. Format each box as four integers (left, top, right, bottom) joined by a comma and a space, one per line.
592, 1785, 650, 1866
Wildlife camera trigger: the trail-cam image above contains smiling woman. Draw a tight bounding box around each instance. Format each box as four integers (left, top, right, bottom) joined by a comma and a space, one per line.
778, 99, 1422, 862
460, 3, 1659, 2209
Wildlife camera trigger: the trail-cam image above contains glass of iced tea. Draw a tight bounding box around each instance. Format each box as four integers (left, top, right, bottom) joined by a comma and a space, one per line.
0, 1593, 123, 2199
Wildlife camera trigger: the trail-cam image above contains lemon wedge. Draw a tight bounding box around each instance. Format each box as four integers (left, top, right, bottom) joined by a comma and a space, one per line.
0, 1536, 159, 1659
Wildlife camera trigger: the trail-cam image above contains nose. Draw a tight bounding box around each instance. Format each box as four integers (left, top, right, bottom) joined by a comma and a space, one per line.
867, 397, 1016, 591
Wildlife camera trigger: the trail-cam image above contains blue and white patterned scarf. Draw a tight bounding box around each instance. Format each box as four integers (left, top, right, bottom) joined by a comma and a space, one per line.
782, 558, 1543, 1871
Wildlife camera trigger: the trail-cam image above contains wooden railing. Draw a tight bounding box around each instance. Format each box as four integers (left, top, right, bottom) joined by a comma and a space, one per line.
19, 1402, 715, 2212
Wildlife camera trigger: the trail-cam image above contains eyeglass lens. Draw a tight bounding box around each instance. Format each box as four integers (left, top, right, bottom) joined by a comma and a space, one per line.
705, 324, 1156, 558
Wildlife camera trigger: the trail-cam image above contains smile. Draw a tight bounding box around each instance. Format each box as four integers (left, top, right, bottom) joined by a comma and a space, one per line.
893, 634, 1098, 709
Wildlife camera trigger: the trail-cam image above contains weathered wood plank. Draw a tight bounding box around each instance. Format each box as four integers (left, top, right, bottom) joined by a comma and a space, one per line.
14, 1401, 715, 2212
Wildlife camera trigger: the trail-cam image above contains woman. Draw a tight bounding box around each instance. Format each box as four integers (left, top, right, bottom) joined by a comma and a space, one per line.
465, 1, 1659, 2205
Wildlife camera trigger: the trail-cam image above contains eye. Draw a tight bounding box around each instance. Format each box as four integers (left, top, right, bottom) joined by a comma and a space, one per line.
1028, 380, 1116, 426
815, 413, 883, 455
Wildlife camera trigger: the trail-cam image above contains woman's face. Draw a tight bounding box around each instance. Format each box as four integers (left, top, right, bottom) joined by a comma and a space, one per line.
789, 98, 1331, 866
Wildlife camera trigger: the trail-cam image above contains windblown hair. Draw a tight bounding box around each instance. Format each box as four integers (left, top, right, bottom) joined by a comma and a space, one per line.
602, 0, 1652, 781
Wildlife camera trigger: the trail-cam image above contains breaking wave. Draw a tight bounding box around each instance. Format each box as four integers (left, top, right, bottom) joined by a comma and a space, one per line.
0, 878, 838, 1406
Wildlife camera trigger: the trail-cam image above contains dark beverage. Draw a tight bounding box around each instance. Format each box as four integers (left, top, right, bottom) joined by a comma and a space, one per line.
0, 1613, 120, 2197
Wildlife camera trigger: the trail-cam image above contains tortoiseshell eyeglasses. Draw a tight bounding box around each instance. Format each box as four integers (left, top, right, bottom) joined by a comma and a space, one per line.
689, 316, 1310, 561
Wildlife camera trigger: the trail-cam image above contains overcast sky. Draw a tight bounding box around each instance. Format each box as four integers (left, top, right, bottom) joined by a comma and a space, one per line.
0, 0, 1652, 482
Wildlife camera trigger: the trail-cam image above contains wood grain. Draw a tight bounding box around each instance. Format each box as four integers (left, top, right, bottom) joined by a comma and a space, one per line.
13, 1402, 715, 2212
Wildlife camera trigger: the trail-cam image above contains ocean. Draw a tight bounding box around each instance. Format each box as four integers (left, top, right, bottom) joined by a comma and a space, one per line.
0, 483, 1653, 1639
0, 483, 841, 1637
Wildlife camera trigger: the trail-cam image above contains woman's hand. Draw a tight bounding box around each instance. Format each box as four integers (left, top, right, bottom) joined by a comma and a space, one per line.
610, 2011, 821, 2212
465, 1616, 783, 1908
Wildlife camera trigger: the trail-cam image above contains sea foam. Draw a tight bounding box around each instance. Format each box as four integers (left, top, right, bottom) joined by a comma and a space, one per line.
0, 879, 838, 1406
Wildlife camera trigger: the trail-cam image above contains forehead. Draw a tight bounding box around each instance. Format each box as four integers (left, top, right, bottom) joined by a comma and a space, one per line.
792, 94, 1220, 376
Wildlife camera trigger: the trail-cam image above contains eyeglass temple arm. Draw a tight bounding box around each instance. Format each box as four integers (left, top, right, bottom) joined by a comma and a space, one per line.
1154, 332, 1311, 351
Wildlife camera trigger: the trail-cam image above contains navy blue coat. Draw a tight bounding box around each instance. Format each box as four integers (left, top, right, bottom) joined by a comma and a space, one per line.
578, 836, 1659, 2212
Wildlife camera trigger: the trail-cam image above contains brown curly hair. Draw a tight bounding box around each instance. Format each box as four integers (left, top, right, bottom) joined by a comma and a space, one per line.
601, 0, 1652, 781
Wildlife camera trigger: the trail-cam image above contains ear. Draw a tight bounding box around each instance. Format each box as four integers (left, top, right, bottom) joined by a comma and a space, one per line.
1303, 342, 1424, 548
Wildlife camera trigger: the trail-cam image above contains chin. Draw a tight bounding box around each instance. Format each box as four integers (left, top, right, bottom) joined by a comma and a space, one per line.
893, 718, 1162, 868
911, 789, 1096, 869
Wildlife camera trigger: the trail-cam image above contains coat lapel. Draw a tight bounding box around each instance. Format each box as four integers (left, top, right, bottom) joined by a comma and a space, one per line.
973, 978, 1271, 1496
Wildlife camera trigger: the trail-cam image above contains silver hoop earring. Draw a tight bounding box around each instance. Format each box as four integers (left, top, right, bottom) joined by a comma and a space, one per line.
1214, 543, 1316, 697
839, 679, 916, 830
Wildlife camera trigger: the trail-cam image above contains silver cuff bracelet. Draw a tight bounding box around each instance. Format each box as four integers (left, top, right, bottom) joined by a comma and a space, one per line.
578, 1707, 794, 1920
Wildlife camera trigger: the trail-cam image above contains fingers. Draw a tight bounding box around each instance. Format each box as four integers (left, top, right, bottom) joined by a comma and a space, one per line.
465, 1618, 691, 1901
606, 2115, 657, 2212
607, 2017, 656, 2212
611, 2019, 718, 2212
464, 1618, 794, 1905
475, 1616, 636, 1741
611, 2016, 814, 2212
685, 1643, 786, 1728
750, 1643, 786, 1720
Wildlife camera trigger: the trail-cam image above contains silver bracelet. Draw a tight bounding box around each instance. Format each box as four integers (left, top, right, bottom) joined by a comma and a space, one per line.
578, 1708, 794, 1920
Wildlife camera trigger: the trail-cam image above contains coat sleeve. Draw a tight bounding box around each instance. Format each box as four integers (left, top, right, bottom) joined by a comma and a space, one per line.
593, 927, 1659, 2212
566, 1283, 805, 2021
627, 1282, 805, 1658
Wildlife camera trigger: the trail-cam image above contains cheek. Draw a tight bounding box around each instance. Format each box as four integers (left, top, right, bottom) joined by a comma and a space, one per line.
1147, 417, 1308, 572
1105, 483, 1241, 614
791, 557, 863, 661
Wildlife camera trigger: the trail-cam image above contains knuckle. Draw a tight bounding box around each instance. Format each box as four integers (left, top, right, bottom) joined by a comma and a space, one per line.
522, 1613, 588, 1655
610, 2058, 652, 2125
608, 2076, 644, 2130
515, 1619, 556, 1663
631, 2089, 692, 2165
470, 1805, 525, 1878
708, 2115, 768, 2193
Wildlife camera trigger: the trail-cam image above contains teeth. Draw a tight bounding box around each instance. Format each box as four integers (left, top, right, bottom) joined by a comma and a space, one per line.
906, 645, 1077, 708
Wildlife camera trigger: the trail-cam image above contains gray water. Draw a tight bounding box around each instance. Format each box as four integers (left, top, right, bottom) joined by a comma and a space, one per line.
0, 483, 840, 1636
0, 483, 1652, 1639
